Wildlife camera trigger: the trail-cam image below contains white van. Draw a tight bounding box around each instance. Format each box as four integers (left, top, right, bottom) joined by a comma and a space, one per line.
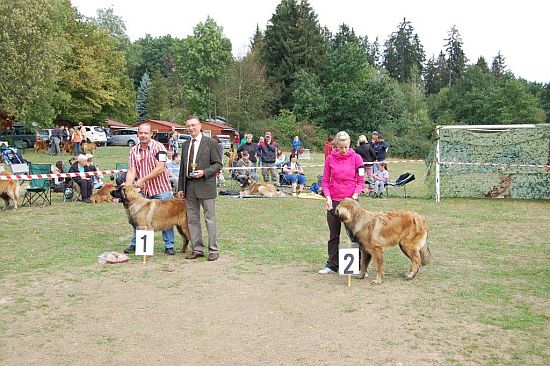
75, 125, 108, 146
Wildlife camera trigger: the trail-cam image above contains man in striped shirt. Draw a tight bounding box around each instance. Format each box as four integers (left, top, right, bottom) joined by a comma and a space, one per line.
124, 123, 176, 255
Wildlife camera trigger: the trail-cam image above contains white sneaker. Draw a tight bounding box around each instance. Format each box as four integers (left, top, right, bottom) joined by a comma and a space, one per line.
318, 266, 336, 274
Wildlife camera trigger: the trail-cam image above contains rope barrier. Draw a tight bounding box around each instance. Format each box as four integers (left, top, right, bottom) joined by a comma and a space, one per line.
0, 169, 127, 181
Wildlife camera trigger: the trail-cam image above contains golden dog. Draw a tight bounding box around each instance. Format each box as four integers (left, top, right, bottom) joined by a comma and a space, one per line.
61, 140, 74, 155
335, 198, 431, 284
241, 178, 280, 197
0, 172, 28, 210
91, 183, 116, 203
111, 184, 190, 253
81, 142, 97, 154
34, 140, 49, 153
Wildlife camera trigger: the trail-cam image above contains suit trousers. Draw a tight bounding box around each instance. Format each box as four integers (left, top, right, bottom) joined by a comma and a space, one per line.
326, 200, 341, 271
186, 180, 218, 253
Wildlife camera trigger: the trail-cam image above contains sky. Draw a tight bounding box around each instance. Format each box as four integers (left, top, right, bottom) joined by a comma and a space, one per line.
72, 0, 550, 83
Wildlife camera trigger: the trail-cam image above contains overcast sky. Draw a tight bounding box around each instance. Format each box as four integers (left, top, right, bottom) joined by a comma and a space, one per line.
72, 0, 549, 83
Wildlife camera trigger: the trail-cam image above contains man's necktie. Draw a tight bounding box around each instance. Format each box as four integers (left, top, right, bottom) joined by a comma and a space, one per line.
188, 138, 196, 176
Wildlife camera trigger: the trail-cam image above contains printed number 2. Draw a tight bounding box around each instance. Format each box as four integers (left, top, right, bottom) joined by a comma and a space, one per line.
343, 253, 354, 274
141, 234, 147, 253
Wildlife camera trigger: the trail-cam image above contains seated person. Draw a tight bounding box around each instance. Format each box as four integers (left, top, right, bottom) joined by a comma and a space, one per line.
69, 154, 94, 203
51, 160, 71, 192
275, 148, 286, 167
282, 153, 306, 196
166, 152, 181, 189
373, 162, 389, 198
85, 154, 103, 189
236, 150, 259, 183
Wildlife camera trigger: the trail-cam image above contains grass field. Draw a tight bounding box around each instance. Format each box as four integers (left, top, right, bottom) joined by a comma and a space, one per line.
1, 146, 549, 365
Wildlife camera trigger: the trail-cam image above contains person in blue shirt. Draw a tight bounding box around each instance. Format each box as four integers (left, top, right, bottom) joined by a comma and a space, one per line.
371, 131, 389, 174
167, 152, 181, 189
292, 136, 301, 157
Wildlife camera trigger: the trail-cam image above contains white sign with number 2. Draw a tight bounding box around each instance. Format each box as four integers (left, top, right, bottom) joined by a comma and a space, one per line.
339, 248, 359, 275
135, 229, 155, 256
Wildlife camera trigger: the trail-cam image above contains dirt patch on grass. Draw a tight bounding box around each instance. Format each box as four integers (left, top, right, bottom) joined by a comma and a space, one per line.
1, 254, 542, 365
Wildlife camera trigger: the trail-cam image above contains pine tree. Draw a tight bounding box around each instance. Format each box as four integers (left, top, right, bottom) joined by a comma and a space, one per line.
260, 0, 327, 108
136, 72, 150, 121
382, 18, 425, 83
475, 56, 490, 74
491, 51, 507, 80
444, 25, 467, 87
423, 56, 438, 95
435, 51, 449, 91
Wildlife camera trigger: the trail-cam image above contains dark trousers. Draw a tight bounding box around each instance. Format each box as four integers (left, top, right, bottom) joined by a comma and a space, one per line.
326, 200, 341, 271
73, 178, 93, 199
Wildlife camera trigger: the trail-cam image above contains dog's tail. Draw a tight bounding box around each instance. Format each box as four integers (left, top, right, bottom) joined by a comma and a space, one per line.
419, 233, 431, 266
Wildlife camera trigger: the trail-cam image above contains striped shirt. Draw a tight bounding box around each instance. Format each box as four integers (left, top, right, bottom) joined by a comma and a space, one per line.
128, 139, 172, 197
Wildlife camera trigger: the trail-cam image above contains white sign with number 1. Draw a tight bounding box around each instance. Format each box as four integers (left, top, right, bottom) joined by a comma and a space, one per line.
136, 229, 155, 256
339, 248, 359, 275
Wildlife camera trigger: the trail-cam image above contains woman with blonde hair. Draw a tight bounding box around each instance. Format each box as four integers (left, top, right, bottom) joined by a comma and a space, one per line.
319, 131, 365, 274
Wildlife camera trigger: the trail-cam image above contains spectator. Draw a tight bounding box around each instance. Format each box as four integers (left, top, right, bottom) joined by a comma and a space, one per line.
69, 154, 94, 203
79, 122, 87, 143
373, 162, 389, 198
282, 153, 306, 197
324, 136, 334, 160
292, 136, 301, 157
50, 125, 62, 156
319, 131, 364, 274
275, 148, 286, 167
257, 132, 278, 184
355, 134, 376, 193
236, 150, 259, 182
62, 126, 70, 142
72, 125, 82, 155
371, 131, 389, 173
237, 134, 258, 165
213, 136, 226, 187
167, 152, 181, 189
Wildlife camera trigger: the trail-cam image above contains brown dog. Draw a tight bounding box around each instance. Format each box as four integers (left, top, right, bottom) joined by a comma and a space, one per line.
34, 140, 49, 153
81, 142, 97, 154
111, 184, 190, 253
61, 140, 74, 155
0, 172, 28, 209
241, 178, 280, 197
335, 198, 431, 284
91, 183, 116, 203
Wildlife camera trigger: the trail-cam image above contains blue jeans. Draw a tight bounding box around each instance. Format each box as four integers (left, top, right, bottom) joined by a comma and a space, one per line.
131, 191, 175, 249
284, 173, 306, 185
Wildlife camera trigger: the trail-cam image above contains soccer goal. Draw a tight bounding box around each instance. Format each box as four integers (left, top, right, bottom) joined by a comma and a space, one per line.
429, 124, 550, 202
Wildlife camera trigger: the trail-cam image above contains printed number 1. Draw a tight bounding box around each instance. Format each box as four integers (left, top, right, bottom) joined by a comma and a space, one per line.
343, 253, 354, 274
141, 234, 147, 253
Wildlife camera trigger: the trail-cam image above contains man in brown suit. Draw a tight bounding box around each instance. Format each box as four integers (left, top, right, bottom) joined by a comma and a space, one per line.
177, 116, 223, 261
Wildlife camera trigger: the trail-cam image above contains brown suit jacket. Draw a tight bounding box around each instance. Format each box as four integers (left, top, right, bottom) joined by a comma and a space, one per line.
178, 135, 223, 199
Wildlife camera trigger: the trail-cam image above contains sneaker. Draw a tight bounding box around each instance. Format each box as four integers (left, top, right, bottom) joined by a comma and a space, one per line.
164, 247, 175, 255
123, 245, 135, 254
292, 192, 297, 197
318, 266, 336, 274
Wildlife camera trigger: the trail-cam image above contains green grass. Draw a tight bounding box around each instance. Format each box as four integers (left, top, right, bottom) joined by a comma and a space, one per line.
2, 147, 550, 364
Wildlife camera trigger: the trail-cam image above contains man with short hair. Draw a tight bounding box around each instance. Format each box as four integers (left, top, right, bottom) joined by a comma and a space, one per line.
50, 125, 62, 156
236, 150, 259, 182
257, 132, 278, 184
124, 123, 176, 255
178, 116, 223, 261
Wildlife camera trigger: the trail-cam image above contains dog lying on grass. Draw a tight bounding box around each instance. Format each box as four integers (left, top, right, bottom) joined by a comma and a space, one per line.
111, 184, 190, 253
335, 198, 431, 284
91, 183, 116, 203
241, 178, 281, 197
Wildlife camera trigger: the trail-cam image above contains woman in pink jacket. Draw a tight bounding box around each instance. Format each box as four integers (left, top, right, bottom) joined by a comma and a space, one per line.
319, 131, 365, 274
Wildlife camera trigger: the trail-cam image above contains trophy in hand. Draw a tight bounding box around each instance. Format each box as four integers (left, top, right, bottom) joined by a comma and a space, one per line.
190, 163, 198, 176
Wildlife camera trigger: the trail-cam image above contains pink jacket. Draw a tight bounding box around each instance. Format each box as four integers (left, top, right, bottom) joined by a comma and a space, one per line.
322, 148, 364, 201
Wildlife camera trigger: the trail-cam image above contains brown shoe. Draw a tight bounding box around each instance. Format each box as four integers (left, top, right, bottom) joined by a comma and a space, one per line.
185, 251, 204, 260
207, 252, 219, 261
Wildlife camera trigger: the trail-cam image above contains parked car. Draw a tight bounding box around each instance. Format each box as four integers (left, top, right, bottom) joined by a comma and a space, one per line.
0, 123, 47, 148
111, 128, 139, 146
154, 131, 190, 149
75, 125, 108, 146
216, 134, 231, 149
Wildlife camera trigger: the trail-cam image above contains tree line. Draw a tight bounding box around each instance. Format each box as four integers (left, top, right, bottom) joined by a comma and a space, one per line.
1, 0, 548, 157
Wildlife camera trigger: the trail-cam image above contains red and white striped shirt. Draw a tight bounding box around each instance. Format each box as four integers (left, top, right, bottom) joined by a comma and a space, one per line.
128, 139, 172, 197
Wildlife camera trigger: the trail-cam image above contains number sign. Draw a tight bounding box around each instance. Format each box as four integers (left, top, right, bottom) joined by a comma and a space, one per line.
135, 229, 154, 256
339, 248, 359, 275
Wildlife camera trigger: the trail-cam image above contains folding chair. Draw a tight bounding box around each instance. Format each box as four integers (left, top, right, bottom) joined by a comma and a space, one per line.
22, 163, 52, 206
110, 162, 128, 185
385, 172, 415, 198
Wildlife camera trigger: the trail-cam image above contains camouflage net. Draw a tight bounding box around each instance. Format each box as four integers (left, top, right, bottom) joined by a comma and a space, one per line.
426, 124, 550, 199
